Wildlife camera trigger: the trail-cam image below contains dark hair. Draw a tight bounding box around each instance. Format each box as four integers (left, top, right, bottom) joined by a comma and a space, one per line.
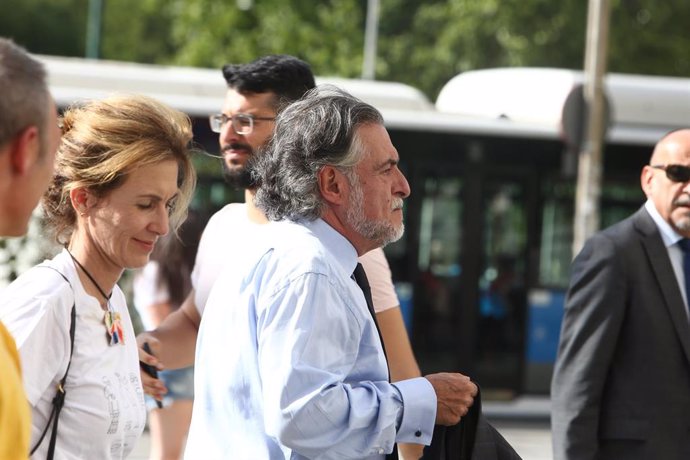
254, 85, 383, 222
222, 55, 316, 110
150, 210, 205, 308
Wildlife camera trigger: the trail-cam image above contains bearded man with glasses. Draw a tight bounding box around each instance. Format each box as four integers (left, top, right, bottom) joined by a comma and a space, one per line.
552, 128, 690, 460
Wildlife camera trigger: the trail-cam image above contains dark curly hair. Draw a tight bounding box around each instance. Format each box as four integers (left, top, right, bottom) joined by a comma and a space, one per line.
222, 55, 315, 111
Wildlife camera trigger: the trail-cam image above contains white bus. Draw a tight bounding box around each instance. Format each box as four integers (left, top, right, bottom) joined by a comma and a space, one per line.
38, 55, 690, 396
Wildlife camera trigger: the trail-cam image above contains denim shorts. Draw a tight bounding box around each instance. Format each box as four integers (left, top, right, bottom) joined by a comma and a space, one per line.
145, 365, 194, 410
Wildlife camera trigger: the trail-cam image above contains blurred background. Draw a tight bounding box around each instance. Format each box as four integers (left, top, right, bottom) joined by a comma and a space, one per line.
3, 0, 689, 98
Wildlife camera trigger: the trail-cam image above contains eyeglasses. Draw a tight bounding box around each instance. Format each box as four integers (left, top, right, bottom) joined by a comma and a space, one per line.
651, 164, 690, 183
208, 113, 275, 136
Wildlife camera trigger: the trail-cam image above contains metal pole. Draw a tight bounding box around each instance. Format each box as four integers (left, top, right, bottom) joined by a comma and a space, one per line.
572, 0, 611, 256
86, 0, 103, 59
362, 0, 380, 80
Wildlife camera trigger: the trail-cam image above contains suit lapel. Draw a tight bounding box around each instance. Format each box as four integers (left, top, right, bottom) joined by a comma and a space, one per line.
635, 208, 690, 364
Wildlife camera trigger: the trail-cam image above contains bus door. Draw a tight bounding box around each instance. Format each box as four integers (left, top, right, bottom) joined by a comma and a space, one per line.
410, 171, 465, 373
408, 163, 532, 395
472, 174, 531, 395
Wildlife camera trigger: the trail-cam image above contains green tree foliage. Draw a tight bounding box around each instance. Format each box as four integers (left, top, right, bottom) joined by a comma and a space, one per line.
608, 0, 690, 76
100, 0, 178, 62
161, 0, 367, 79
377, 0, 690, 98
0, 0, 88, 57
1, 0, 688, 99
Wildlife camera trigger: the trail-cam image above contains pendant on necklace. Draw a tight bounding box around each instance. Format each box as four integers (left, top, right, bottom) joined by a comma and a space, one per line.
104, 309, 125, 346
66, 251, 124, 346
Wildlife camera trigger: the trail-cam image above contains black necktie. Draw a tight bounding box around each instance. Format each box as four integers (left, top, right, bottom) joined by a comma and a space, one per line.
352, 263, 389, 377
678, 239, 690, 309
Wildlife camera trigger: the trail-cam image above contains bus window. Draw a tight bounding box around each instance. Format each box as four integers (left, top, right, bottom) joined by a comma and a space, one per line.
524, 178, 644, 392
476, 180, 528, 393
418, 177, 463, 276
537, 180, 644, 289
538, 182, 575, 288
414, 176, 463, 371
601, 182, 645, 228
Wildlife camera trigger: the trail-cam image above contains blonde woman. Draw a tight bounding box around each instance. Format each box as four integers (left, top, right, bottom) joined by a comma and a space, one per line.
0, 94, 196, 459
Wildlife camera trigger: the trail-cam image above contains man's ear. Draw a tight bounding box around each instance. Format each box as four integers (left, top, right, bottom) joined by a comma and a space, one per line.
641, 165, 654, 196
318, 165, 348, 206
10, 125, 40, 174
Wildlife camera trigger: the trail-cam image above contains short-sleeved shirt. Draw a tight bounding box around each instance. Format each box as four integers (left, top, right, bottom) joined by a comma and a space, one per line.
0, 249, 146, 459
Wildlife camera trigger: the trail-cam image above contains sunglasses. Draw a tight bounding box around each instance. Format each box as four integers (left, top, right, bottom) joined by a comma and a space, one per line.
651, 164, 690, 183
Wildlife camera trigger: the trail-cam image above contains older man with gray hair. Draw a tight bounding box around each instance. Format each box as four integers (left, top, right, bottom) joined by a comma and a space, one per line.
186, 86, 477, 459
0, 37, 60, 459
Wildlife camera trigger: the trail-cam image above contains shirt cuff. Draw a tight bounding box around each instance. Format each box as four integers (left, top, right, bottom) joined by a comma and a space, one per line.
391, 377, 436, 445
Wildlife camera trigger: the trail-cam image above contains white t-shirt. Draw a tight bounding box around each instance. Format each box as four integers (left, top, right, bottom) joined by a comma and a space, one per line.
191, 203, 400, 315
132, 261, 168, 331
0, 249, 146, 460
191, 203, 259, 314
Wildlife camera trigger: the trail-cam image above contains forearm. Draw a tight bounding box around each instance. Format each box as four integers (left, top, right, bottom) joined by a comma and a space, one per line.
376, 307, 421, 382
266, 378, 435, 457
144, 293, 200, 369
145, 301, 172, 328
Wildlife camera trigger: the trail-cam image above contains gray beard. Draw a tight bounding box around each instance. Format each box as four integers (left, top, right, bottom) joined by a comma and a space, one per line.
673, 215, 690, 233
345, 175, 404, 248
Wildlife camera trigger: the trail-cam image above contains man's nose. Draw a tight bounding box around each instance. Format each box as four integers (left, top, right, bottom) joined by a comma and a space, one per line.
220, 119, 241, 143
395, 168, 411, 198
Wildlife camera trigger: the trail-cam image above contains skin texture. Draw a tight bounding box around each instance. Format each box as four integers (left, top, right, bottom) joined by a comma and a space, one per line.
218, 89, 277, 185
641, 129, 690, 238
317, 123, 410, 257
68, 160, 179, 301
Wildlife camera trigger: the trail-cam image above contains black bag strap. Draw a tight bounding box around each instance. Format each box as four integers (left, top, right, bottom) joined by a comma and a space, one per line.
30, 266, 76, 460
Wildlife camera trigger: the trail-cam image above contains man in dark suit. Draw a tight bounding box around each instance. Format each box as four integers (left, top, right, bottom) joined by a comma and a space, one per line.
551, 128, 690, 460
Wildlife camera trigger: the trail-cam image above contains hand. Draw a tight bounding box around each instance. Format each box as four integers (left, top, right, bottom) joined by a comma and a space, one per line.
136, 332, 167, 400
425, 372, 478, 426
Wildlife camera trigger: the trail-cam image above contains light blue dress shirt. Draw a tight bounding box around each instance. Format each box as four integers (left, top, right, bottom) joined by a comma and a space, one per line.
185, 218, 436, 459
